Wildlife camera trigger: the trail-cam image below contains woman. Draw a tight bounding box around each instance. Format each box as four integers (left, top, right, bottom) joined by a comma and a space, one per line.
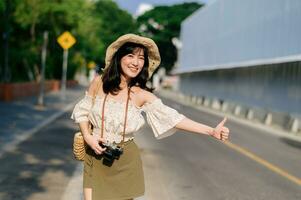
71, 34, 229, 200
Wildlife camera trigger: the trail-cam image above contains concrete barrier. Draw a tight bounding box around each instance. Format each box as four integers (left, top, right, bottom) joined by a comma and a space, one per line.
264, 113, 273, 125
252, 107, 268, 123
159, 89, 301, 135
234, 105, 241, 116
240, 106, 248, 118
203, 98, 211, 107
289, 118, 299, 133
246, 109, 254, 120
191, 96, 198, 104
226, 102, 237, 115
196, 97, 203, 105
221, 102, 229, 112
211, 99, 221, 110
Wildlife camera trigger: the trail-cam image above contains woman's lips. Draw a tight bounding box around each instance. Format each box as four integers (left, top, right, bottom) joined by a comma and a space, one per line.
129, 66, 138, 72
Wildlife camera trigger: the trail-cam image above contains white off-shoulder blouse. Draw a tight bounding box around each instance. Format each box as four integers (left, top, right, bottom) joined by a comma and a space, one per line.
71, 92, 185, 143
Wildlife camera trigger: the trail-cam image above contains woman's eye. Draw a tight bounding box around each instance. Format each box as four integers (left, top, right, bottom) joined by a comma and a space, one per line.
139, 57, 145, 60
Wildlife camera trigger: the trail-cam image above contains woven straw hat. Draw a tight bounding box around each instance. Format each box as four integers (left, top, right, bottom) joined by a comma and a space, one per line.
105, 33, 161, 78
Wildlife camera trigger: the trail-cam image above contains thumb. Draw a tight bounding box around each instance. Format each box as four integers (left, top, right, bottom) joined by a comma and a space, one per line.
218, 117, 227, 127
215, 117, 227, 132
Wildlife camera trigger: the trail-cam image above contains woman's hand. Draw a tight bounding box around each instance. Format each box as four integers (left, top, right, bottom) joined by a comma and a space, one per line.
84, 134, 107, 155
210, 117, 230, 141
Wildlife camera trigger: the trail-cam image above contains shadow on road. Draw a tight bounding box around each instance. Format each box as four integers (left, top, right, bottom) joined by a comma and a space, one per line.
280, 137, 301, 150
0, 112, 78, 200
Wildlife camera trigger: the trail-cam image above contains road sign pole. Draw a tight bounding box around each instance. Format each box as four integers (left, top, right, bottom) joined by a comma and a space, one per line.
57, 31, 76, 100
61, 49, 68, 100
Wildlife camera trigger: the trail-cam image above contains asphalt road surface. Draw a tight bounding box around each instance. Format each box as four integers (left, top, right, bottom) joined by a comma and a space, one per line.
0, 97, 300, 200
138, 97, 301, 200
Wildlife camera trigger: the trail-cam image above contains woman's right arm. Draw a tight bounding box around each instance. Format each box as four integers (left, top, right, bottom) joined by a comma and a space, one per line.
79, 121, 106, 155
79, 75, 106, 155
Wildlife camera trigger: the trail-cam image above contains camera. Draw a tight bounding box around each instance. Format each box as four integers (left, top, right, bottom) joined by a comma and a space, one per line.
100, 142, 123, 166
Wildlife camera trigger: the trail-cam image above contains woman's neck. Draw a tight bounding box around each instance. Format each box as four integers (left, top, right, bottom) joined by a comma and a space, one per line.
120, 75, 130, 89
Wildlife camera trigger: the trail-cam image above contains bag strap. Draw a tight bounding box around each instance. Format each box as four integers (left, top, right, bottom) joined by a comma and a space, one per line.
101, 87, 131, 147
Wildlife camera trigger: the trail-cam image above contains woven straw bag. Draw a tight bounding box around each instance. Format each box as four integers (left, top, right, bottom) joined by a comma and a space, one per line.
73, 131, 87, 161
72, 79, 101, 161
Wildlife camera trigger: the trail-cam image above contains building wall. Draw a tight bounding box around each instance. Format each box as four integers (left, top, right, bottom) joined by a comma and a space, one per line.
179, 61, 301, 116
177, 0, 301, 116
178, 0, 301, 73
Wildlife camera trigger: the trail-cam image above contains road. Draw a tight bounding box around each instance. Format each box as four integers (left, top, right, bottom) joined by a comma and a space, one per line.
0, 96, 300, 200
138, 97, 301, 200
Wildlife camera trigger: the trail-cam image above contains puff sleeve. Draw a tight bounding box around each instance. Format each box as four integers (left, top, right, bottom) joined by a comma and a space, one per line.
142, 98, 186, 139
70, 93, 93, 123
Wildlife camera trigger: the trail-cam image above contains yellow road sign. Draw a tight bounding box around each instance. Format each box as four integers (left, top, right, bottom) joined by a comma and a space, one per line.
57, 31, 76, 50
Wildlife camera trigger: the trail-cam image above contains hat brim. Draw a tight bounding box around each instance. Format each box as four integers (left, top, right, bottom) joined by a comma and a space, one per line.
105, 34, 161, 78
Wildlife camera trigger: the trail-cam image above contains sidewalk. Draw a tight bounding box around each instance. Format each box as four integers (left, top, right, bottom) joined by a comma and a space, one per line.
0, 85, 86, 157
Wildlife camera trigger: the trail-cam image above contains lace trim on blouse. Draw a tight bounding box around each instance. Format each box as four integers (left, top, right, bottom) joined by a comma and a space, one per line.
142, 99, 185, 139
71, 93, 185, 143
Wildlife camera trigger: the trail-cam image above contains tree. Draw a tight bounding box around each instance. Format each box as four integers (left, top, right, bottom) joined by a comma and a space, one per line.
0, 0, 136, 82
137, 2, 203, 73
91, 0, 137, 67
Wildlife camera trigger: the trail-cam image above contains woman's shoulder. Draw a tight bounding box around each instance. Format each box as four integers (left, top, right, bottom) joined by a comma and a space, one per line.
87, 75, 103, 96
131, 86, 158, 105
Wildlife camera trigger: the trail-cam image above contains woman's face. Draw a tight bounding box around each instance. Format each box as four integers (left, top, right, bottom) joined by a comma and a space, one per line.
120, 48, 145, 79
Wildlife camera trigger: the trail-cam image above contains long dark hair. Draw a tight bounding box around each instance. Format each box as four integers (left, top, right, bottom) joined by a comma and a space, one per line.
102, 42, 153, 94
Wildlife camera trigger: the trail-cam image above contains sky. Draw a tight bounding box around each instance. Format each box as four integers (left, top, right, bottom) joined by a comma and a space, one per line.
114, 0, 210, 16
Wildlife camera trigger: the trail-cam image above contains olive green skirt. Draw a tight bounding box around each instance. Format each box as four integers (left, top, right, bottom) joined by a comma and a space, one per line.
84, 140, 145, 200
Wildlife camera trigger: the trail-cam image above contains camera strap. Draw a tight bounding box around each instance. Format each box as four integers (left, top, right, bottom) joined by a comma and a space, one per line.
101, 87, 131, 148
89, 77, 102, 131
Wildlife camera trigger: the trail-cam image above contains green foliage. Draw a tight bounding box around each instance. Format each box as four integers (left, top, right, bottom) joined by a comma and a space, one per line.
79, 0, 137, 66
137, 2, 203, 73
0, 0, 5, 13
0, 0, 136, 82
0, 0, 201, 82
97, 1, 137, 62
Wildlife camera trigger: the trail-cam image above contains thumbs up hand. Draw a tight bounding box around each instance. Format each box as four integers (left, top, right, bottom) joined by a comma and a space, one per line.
210, 117, 230, 142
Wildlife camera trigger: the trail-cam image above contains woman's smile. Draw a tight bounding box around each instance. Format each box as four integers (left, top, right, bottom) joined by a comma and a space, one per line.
120, 48, 145, 79
128, 66, 139, 72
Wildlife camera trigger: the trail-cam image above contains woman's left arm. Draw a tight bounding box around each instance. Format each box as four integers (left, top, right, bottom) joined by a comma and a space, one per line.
141, 90, 230, 142
176, 117, 230, 141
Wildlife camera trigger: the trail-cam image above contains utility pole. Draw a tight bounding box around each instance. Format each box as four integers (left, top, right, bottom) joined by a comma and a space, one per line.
37, 31, 48, 108
61, 48, 68, 100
